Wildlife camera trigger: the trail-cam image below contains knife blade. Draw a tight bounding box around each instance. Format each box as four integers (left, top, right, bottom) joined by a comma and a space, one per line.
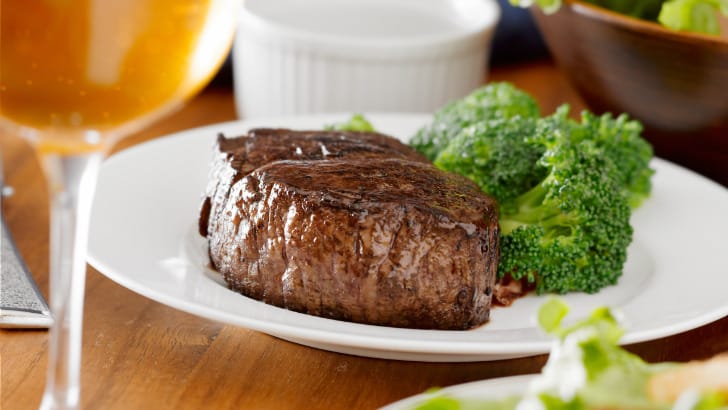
0, 155, 53, 328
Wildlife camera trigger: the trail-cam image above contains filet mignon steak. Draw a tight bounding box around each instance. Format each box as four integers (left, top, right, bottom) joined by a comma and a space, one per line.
200, 129, 500, 329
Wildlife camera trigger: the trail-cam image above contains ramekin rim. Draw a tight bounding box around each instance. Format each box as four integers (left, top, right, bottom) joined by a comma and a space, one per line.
237, 0, 501, 50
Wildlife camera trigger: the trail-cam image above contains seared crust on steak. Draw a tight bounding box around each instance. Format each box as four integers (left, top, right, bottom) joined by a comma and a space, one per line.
198, 129, 428, 236
200, 129, 500, 330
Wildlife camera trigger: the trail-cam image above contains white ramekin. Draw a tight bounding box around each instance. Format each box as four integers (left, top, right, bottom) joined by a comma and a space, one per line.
232, 0, 501, 119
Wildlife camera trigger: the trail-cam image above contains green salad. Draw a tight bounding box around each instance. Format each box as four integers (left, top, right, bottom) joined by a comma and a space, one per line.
510, 0, 728, 35
412, 300, 728, 410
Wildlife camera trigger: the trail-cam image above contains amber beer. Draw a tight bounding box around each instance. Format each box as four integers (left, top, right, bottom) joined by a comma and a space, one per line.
0, 0, 236, 153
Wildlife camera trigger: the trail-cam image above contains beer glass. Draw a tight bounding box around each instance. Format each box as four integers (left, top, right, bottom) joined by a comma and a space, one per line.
0, 1, 239, 408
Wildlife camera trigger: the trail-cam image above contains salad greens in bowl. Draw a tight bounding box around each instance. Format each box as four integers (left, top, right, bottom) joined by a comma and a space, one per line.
511, 0, 728, 35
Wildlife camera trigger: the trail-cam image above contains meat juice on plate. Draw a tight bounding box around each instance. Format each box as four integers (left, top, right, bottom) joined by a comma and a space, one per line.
0, 0, 236, 154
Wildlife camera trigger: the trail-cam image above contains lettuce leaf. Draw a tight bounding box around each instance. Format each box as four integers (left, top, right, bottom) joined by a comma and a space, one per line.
526, 300, 660, 410
409, 300, 726, 410
658, 0, 728, 35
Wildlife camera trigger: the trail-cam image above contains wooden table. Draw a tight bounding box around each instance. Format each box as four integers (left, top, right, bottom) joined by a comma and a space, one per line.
2, 60, 728, 410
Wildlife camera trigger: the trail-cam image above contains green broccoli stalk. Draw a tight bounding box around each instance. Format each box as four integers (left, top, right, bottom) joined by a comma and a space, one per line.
411, 82, 540, 161
498, 138, 633, 294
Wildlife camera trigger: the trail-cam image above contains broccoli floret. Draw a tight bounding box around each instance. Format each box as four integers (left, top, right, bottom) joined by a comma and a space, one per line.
532, 104, 583, 145
325, 113, 375, 132
410, 82, 540, 161
430, 105, 583, 207
415, 83, 651, 296
533, 105, 654, 208
432, 117, 547, 205
498, 138, 633, 294
577, 110, 654, 208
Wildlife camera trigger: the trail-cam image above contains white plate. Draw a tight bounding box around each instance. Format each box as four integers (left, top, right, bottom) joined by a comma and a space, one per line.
380, 374, 534, 410
88, 113, 728, 362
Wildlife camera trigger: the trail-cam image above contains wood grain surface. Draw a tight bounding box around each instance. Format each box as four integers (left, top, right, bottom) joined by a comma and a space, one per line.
2, 60, 727, 410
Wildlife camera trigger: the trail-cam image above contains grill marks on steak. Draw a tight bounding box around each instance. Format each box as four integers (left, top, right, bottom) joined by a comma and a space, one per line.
201, 129, 500, 330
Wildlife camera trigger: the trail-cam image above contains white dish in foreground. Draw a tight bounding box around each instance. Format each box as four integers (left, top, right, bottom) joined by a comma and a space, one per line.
380, 374, 534, 410
88, 113, 728, 362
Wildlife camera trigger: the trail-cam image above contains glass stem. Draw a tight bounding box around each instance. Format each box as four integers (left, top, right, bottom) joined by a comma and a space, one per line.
39, 152, 103, 410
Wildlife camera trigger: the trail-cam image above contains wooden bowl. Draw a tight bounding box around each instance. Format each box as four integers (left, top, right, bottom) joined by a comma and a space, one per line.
532, 1, 728, 186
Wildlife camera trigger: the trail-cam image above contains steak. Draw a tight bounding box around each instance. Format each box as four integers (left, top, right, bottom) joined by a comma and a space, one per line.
200, 129, 500, 330
199, 129, 429, 236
